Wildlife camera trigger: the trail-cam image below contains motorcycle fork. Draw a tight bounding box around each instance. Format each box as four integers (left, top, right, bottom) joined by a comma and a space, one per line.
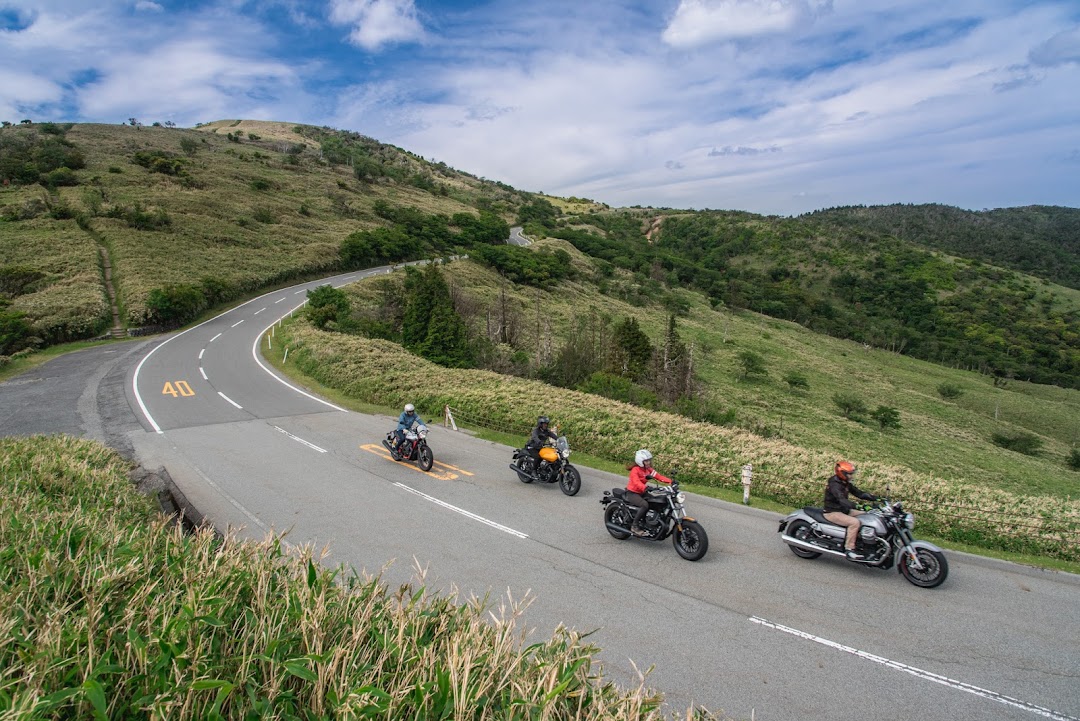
896, 531, 925, 570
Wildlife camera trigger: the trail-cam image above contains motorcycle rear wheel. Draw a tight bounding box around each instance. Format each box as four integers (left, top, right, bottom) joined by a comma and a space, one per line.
417, 444, 434, 472
674, 520, 709, 561
514, 456, 534, 483
604, 504, 632, 539
785, 520, 823, 559
899, 548, 948, 588
560, 465, 581, 496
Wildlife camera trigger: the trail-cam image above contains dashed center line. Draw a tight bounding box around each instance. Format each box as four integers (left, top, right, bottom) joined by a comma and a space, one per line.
231, 319, 245, 328
210, 332, 222, 342
199, 367, 207, 380
217, 391, 242, 409
393, 482, 527, 539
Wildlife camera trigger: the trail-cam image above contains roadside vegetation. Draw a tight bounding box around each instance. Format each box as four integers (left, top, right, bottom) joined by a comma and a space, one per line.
0, 435, 713, 720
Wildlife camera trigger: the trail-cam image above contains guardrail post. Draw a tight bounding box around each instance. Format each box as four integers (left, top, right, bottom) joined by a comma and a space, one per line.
444, 405, 458, 431
741, 464, 753, 505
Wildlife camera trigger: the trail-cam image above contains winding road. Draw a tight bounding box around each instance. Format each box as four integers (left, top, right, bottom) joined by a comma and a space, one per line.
3, 263, 1078, 720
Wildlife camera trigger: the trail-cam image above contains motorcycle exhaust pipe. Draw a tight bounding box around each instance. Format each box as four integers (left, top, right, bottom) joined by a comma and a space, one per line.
606, 522, 632, 535
781, 534, 847, 558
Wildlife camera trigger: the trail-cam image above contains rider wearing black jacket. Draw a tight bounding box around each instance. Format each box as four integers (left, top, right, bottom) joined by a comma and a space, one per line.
824, 460, 878, 560
526, 416, 557, 465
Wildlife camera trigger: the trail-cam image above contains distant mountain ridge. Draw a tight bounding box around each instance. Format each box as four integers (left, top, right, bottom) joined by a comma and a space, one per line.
803, 203, 1080, 290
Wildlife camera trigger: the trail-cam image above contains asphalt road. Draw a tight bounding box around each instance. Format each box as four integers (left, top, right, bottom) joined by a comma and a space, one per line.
3, 267, 1078, 721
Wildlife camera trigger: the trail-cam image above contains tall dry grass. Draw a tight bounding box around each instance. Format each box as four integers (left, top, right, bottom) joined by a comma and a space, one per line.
0, 435, 710, 720
280, 321, 1080, 562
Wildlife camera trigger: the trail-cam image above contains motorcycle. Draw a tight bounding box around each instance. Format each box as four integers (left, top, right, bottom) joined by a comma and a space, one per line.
382, 423, 434, 471
509, 436, 581, 496
600, 478, 709, 561
778, 496, 948, 588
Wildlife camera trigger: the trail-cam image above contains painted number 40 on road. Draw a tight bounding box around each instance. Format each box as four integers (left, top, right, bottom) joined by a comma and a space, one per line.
162, 381, 194, 397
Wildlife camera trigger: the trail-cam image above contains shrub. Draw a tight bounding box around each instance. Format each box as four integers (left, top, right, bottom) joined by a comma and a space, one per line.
306, 284, 351, 331
179, 137, 199, 155
937, 382, 963, 399
41, 166, 79, 187
783, 371, 809, 390
132, 149, 185, 176
107, 166, 123, 173
146, 283, 206, 326
252, 206, 277, 224
1068, 449, 1080, 471
0, 308, 34, 355
870, 405, 901, 430
833, 392, 868, 420
991, 431, 1044, 456
250, 177, 271, 191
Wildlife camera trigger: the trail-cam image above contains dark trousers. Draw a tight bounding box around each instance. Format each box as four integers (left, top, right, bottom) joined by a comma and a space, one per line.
625, 491, 649, 528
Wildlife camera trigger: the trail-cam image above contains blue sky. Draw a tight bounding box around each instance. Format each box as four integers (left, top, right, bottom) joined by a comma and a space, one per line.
2, 0, 1078, 216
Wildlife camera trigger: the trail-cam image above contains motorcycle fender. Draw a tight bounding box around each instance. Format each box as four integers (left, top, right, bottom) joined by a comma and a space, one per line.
896, 539, 943, 574
680, 516, 696, 523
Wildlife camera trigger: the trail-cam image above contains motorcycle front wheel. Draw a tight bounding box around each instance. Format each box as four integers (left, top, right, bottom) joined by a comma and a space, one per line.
514, 456, 534, 483
674, 520, 709, 561
899, 547, 948, 588
559, 465, 582, 496
604, 504, 632, 539
417, 444, 434, 472
785, 520, 823, 559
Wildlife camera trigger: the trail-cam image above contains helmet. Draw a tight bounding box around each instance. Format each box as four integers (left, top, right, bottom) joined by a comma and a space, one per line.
634, 449, 653, 467
835, 460, 857, 482
404, 403, 415, 413
537, 415, 549, 427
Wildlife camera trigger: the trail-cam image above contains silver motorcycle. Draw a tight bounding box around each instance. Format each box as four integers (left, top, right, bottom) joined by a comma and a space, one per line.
778, 496, 948, 588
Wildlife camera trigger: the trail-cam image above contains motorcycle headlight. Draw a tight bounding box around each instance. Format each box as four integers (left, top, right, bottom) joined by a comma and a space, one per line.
561, 448, 570, 459
904, 513, 915, 529
676, 491, 686, 504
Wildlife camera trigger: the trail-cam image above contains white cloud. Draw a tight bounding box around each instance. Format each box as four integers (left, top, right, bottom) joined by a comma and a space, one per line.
662, 0, 832, 47
0, 70, 63, 122
328, 0, 424, 51
135, 1, 163, 11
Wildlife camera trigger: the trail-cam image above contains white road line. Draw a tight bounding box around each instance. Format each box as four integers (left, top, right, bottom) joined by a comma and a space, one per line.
294, 289, 305, 294
198, 348, 205, 359
188, 464, 269, 533
199, 367, 207, 380
749, 617, 1078, 721
251, 315, 348, 413
272, 425, 327, 453
254, 307, 266, 315
393, 482, 528, 539
217, 391, 242, 409
231, 319, 245, 328
275, 297, 285, 303
210, 332, 222, 342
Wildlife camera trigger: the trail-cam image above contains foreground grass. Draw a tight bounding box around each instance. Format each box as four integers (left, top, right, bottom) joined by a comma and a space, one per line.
0, 435, 715, 720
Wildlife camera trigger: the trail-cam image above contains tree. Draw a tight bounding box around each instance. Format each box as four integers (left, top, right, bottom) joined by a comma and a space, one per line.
609, 316, 652, 381
146, 284, 205, 326
402, 264, 471, 367
737, 350, 768, 381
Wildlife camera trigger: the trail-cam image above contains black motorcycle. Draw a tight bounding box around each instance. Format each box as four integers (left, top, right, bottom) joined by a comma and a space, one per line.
600, 479, 709, 561
778, 496, 948, 588
382, 423, 434, 471
510, 436, 581, 496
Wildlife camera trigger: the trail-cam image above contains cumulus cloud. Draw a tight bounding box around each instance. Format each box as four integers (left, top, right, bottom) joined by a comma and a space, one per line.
1028, 27, 1080, 67
135, 1, 163, 11
662, 0, 832, 47
328, 0, 424, 51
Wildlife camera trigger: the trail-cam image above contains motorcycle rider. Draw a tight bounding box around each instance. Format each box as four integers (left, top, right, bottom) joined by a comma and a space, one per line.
824, 460, 878, 560
393, 403, 422, 449
625, 449, 672, 537
526, 416, 558, 469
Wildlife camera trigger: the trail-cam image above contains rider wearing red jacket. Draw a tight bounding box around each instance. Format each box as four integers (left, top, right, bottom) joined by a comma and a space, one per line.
626, 449, 672, 536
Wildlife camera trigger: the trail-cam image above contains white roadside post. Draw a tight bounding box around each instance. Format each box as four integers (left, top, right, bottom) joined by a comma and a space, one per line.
741, 464, 753, 505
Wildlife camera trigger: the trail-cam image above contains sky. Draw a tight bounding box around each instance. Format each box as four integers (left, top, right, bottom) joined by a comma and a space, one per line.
1, 0, 1078, 216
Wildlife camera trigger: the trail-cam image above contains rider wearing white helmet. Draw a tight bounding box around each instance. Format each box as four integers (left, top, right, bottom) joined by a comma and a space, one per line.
624, 449, 672, 537
393, 403, 420, 448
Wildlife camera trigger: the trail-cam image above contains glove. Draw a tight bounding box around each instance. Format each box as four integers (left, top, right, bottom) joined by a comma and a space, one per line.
866, 494, 879, 503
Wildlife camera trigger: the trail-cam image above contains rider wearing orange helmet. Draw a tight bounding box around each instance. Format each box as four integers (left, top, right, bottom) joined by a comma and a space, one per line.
823, 460, 878, 560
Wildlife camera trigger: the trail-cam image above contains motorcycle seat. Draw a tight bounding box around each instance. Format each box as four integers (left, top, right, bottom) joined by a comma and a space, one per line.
803, 507, 840, 526
611, 488, 627, 499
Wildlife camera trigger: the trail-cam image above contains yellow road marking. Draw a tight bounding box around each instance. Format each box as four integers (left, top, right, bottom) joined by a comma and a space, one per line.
359, 444, 465, 481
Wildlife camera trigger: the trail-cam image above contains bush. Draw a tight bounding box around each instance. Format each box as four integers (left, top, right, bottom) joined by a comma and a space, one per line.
41, 166, 79, 187
0, 308, 34, 355
991, 431, 1044, 456
737, 350, 767, 380
146, 283, 206, 326
179, 137, 199, 155
783, 371, 809, 390
1068, 449, 1080, 471
870, 405, 901, 430
937, 382, 963, 399
252, 206, 277, 224
833, 392, 868, 420
306, 284, 351, 331
250, 177, 271, 191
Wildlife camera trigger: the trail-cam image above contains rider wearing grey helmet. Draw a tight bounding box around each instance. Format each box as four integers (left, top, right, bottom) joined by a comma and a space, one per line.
526, 415, 557, 466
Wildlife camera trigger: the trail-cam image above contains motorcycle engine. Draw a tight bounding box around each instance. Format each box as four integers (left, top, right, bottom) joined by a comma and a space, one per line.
645, 510, 661, 528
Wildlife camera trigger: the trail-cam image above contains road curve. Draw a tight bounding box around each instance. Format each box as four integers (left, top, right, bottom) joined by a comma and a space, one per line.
106, 264, 1079, 721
